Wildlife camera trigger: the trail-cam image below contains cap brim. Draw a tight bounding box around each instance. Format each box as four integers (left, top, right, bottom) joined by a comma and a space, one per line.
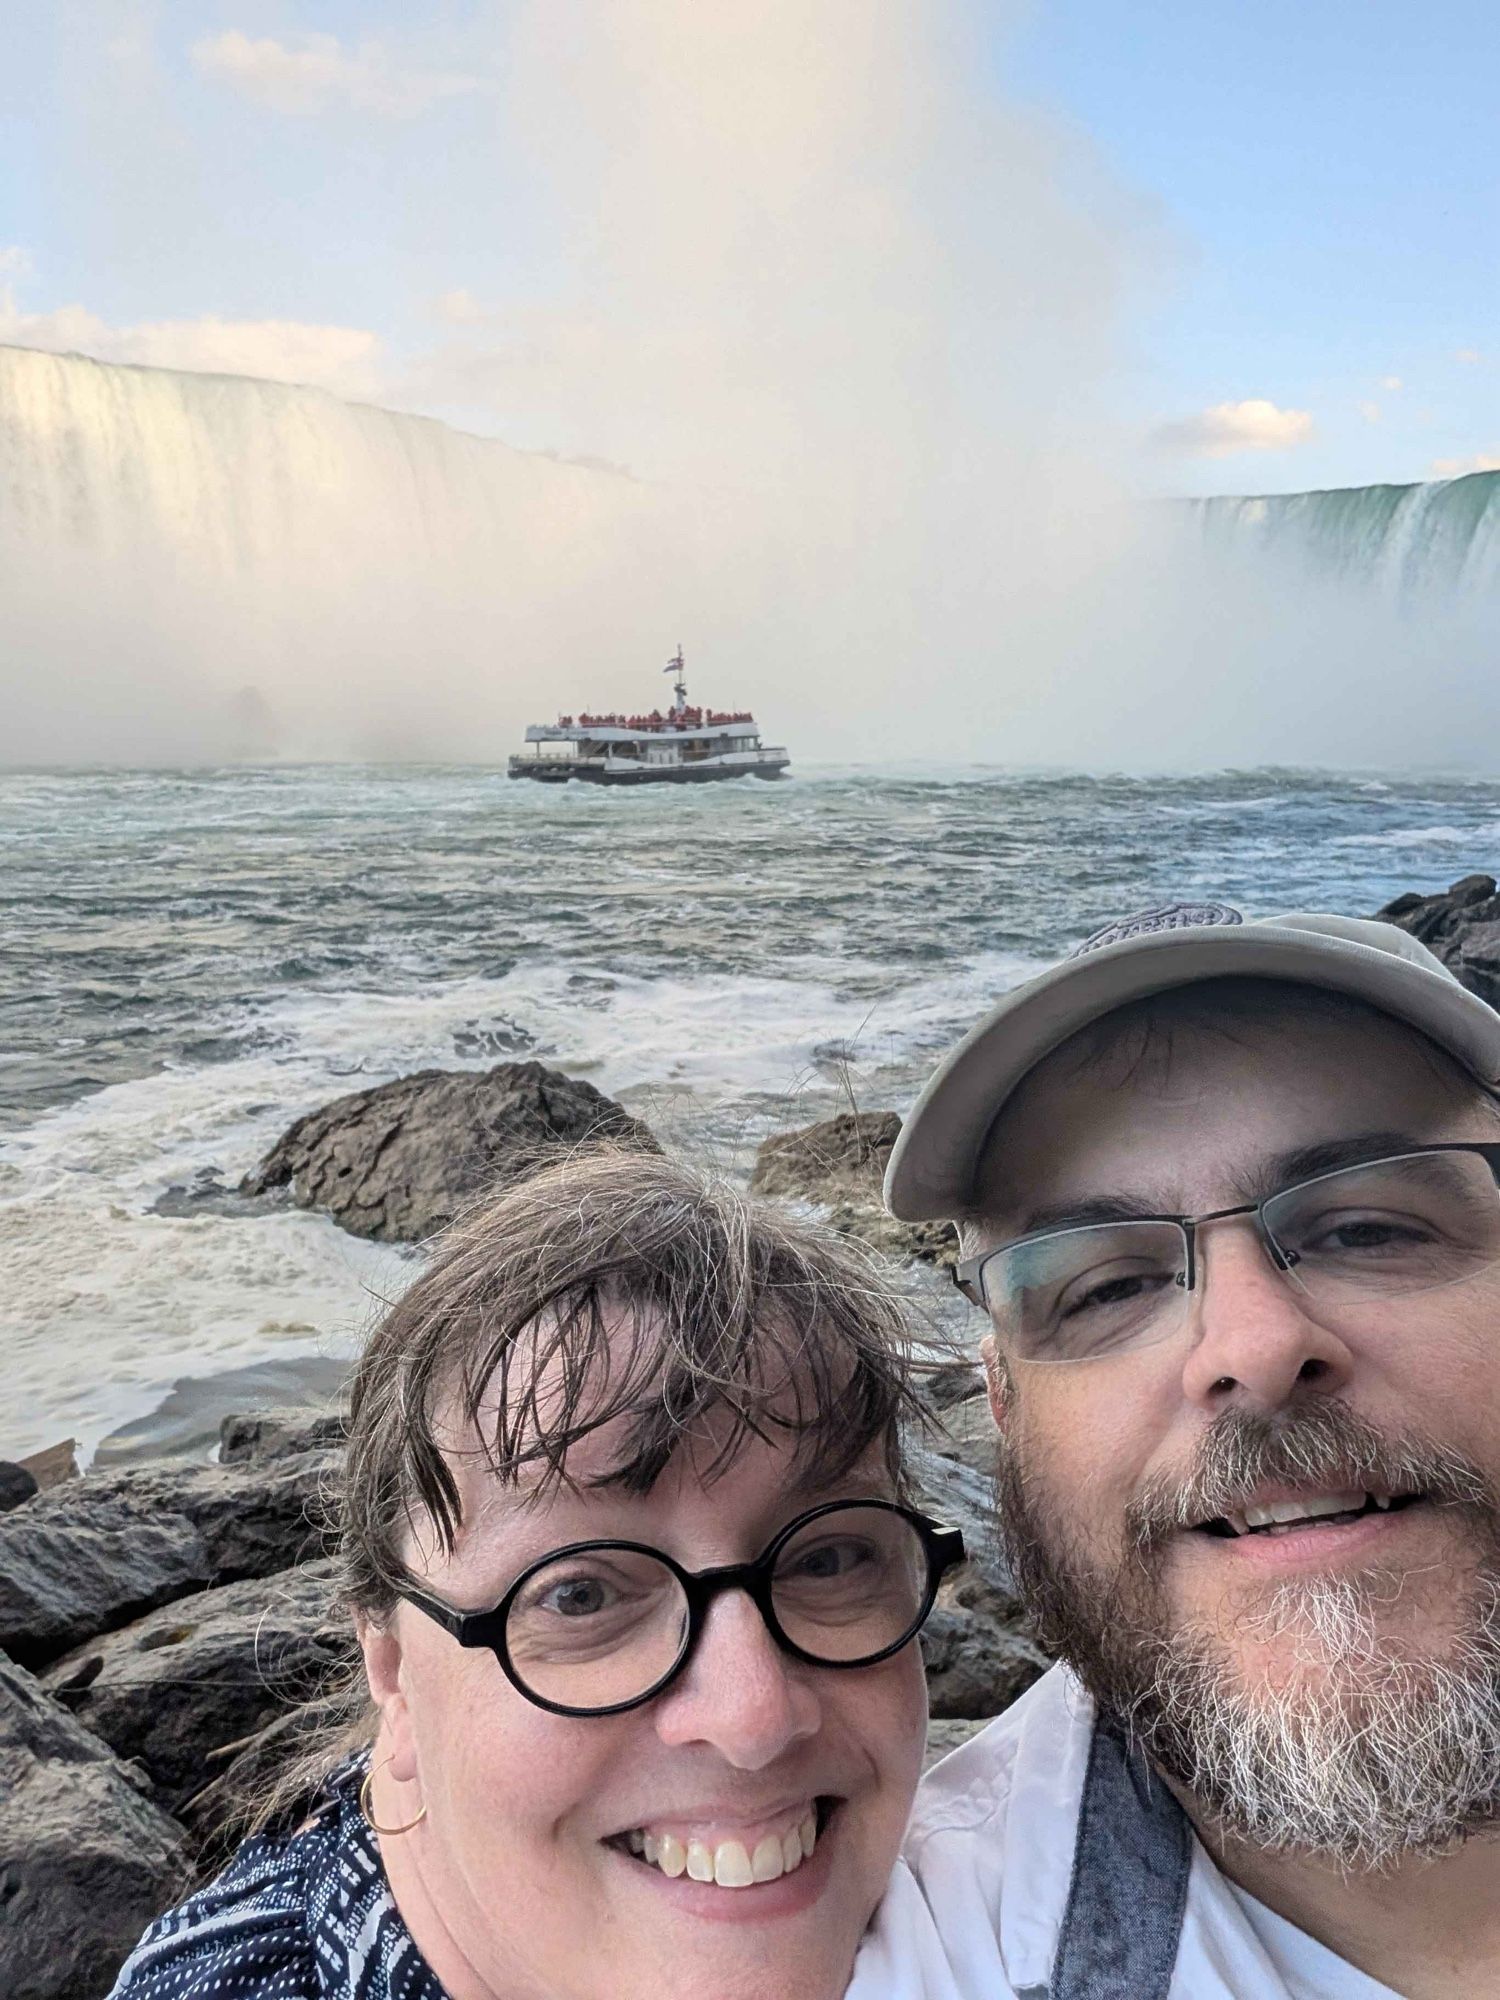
884, 923, 1500, 1221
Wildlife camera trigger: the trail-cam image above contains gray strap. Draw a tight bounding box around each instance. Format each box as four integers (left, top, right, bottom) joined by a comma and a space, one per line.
1050, 1724, 1192, 2000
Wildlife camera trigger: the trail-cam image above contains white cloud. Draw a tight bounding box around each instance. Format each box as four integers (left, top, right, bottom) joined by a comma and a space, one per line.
0, 294, 385, 398
1380, 374, 1402, 391
1430, 450, 1500, 477
191, 30, 486, 119
1149, 398, 1314, 459
432, 288, 493, 327
1358, 399, 1382, 423
1456, 347, 1483, 365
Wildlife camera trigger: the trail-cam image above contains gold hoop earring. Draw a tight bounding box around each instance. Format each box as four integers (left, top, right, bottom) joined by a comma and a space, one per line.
359, 1757, 428, 1837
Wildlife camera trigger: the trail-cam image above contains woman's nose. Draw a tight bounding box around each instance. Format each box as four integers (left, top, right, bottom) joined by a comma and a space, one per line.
1180, 1221, 1356, 1414
652, 1590, 821, 1767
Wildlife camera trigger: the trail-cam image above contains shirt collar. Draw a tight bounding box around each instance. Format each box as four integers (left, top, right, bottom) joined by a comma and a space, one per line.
997, 1665, 1100, 1993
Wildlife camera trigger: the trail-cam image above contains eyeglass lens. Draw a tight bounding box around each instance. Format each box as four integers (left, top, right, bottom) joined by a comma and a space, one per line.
502, 1504, 934, 1711
982, 1149, 1500, 1365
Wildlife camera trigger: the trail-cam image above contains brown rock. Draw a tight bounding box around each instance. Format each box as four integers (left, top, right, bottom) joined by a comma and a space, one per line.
750, 1110, 958, 1268
241, 1060, 658, 1243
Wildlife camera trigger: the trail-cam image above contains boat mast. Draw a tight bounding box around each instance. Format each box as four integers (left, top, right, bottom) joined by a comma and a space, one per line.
664, 646, 687, 716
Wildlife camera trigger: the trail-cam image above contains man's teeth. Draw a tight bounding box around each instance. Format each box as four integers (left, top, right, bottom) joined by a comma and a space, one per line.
1221, 1489, 1390, 1535
624, 1810, 819, 1888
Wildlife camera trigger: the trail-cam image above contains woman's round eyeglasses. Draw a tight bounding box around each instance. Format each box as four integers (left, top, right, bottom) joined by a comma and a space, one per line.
399, 1499, 966, 1718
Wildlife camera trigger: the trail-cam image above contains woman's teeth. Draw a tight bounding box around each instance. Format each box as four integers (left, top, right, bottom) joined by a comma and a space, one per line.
624, 1810, 819, 1888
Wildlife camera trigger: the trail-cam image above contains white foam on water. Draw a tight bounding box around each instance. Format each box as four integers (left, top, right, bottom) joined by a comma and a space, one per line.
4, 944, 1040, 1461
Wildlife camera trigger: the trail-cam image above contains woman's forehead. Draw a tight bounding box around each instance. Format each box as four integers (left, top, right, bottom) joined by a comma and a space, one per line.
429, 1308, 894, 1540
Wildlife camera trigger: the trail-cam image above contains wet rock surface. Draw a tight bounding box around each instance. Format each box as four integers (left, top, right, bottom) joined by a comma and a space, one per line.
1376, 873, 1500, 1005
750, 1109, 959, 1267
0, 1653, 189, 2000
0, 1449, 336, 1671
42, 1559, 352, 1816
241, 1059, 659, 1242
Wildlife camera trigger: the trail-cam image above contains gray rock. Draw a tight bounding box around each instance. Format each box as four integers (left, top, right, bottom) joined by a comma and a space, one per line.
241, 1059, 659, 1243
218, 1408, 348, 1465
908, 1395, 1010, 1596
0, 1654, 188, 2000
0, 1449, 337, 1670
923, 1714, 995, 1768
750, 1110, 958, 1268
43, 1560, 353, 1816
921, 1572, 1050, 1719
1376, 874, 1500, 1007
0, 1459, 39, 1511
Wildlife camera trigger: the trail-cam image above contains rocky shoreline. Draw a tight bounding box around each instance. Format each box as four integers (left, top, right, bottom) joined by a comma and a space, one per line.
6, 874, 1492, 1999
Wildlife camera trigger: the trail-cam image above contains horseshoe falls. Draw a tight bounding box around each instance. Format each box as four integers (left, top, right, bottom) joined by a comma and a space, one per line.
2, 339, 1498, 770
1190, 472, 1500, 599
0, 341, 658, 764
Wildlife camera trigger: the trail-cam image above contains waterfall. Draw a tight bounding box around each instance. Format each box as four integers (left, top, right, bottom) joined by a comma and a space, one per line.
0, 341, 663, 762
1189, 472, 1500, 600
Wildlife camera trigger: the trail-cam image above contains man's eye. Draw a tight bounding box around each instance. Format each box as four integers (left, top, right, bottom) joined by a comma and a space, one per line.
1059, 1268, 1173, 1318
1302, 1212, 1432, 1254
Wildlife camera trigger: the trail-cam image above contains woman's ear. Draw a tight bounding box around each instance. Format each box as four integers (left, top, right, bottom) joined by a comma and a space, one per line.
980, 1334, 1009, 1430
358, 1610, 418, 1785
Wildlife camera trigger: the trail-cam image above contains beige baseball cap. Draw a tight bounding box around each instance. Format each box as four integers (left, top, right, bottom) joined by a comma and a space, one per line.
884, 902, 1500, 1223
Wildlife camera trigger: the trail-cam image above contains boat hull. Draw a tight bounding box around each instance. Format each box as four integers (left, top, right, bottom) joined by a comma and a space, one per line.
508, 754, 789, 785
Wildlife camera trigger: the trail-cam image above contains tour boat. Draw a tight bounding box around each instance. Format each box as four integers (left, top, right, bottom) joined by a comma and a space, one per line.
507, 650, 790, 786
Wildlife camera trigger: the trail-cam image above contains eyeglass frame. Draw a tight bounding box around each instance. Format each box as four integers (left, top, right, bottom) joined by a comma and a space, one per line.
953, 1141, 1500, 1348
398, 1497, 967, 1718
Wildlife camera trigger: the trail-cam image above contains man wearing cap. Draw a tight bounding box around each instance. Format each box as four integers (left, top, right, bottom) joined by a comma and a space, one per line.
848, 904, 1500, 2000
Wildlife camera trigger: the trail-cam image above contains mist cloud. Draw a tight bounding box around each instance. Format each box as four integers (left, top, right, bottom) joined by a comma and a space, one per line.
5, 1, 1498, 772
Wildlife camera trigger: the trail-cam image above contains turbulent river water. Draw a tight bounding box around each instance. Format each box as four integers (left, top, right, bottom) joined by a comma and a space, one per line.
5, 761, 1499, 1462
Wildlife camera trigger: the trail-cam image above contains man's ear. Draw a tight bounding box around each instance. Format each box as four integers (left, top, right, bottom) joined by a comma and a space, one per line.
358, 1610, 417, 1785
980, 1334, 1009, 1430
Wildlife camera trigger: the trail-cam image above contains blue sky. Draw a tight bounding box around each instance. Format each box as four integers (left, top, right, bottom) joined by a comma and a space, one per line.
0, 1, 1494, 497
1009, 0, 1499, 490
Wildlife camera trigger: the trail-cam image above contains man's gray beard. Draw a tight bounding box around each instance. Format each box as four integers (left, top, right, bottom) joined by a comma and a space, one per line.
994, 1399, 1500, 1870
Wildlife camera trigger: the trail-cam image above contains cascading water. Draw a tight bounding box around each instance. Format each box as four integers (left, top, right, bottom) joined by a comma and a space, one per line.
0, 340, 666, 762
1190, 473, 1500, 600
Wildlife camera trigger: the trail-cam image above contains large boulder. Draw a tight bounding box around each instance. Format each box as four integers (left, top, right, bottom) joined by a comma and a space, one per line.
43, 1559, 352, 1816
0, 1448, 337, 1671
0, 1655, 188, 2000
920, 1571, 1049, 1718
750, 1110, 958, 1268
241, 1060, 659, 1242
1376, 874, 1500, 1006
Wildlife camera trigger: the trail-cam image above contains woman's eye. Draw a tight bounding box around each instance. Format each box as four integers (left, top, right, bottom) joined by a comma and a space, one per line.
537, 1575, 616, 1617
785, 1538, 872, 1580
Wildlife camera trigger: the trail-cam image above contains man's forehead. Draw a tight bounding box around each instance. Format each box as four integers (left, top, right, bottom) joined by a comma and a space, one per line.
969, 1002, 1481, 1235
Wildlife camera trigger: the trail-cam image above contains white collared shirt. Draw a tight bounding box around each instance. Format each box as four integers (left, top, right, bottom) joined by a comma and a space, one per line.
847, 1666, 1403, 2000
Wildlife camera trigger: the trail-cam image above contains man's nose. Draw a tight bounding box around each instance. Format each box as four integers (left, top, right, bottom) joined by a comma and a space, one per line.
652, 1589, 821, 1768
1179, 1219, 1357, 1414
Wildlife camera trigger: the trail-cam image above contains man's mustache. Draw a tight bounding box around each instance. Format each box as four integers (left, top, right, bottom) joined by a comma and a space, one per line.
1125, 1400, 1494, 1553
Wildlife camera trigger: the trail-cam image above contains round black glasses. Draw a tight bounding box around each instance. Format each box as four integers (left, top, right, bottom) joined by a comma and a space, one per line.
398, 1499, 966, 1718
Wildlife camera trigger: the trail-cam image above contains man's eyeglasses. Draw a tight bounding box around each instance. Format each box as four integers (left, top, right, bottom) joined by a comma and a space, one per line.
399, 1499, 966, 1718
955, 1144, 1500, 1366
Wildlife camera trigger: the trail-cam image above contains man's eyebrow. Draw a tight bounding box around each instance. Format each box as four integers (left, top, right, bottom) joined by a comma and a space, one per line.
1246, 1130, 1435, 1199
1009, 1194, 1167, 1238
1001, 1131, 1441, 1239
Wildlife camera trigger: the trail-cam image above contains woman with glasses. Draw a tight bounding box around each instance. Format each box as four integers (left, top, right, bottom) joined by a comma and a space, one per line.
107, 1145, 963, 2000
